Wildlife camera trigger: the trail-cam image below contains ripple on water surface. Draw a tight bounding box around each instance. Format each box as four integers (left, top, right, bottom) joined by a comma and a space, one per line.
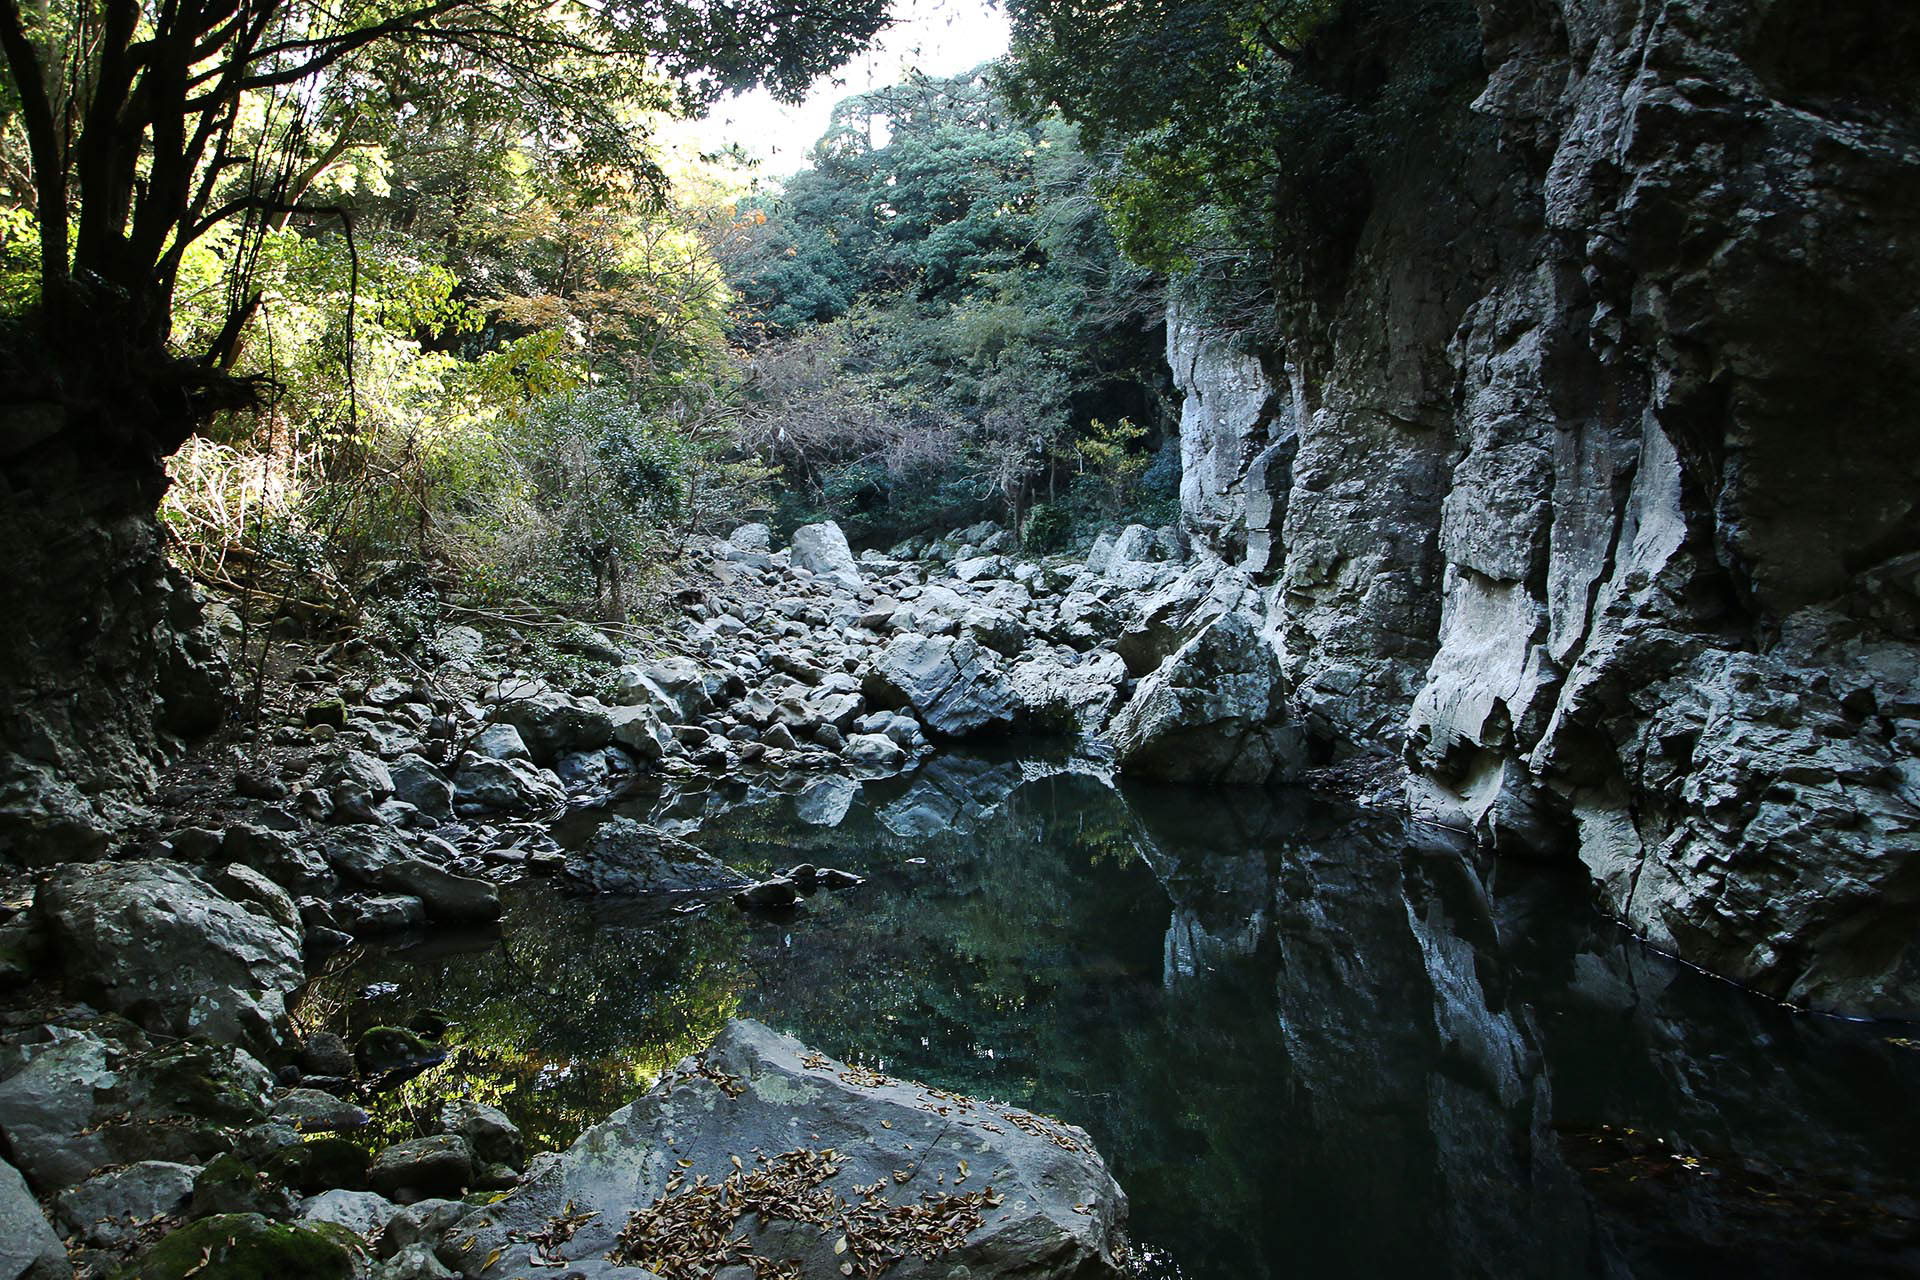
314, 749, 1920, 1280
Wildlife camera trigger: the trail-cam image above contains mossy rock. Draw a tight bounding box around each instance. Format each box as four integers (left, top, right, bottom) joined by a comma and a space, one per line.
138, 1042, 275, 1126
303, 699, 349, 730
261, 1136, 371, 1194
353, 1026, 436, 1074
137, 1213, 366, 1280
191, 1153, 296, 1219
405, 1007, 451, 1038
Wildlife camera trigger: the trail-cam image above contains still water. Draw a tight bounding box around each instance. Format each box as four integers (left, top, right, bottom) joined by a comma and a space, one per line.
322, 751, 1920, 1279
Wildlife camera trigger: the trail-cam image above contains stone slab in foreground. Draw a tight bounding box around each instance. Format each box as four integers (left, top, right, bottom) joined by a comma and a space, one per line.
447, 1019, 1126, 1280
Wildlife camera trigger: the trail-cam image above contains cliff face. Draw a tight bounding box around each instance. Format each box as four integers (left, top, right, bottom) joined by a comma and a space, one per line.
1170, 0, 1920, 1015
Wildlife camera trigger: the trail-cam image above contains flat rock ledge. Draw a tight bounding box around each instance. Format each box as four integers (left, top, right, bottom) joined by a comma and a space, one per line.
447, 1019, 1127, 1280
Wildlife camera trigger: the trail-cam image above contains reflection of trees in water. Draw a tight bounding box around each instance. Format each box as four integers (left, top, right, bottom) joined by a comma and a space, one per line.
331, 755, 1920, 1280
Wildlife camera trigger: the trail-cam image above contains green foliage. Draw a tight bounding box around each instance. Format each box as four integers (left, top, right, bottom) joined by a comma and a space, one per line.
0, 205, 35, 310
726, 70, 1174, 546
1006, 0, 1485, 341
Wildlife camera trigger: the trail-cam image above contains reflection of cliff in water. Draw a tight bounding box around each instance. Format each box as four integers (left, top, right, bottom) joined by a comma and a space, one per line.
335, 752, 1920, 1280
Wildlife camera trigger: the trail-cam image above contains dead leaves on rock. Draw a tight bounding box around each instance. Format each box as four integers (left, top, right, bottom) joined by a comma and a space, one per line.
607, 1146, 1003, 1280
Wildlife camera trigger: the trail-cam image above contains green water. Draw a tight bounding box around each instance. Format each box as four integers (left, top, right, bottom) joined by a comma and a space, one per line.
324, 752, 1920, 1279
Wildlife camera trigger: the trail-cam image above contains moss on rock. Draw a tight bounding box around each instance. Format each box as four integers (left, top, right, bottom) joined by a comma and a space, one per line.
137, 1213, 365, 1280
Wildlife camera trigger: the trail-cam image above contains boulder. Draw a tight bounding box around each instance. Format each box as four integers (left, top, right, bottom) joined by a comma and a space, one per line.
1106, 610, 1306, 784
368, 1135, 473, 1200
0, 1029, 274, 1192
470, 723, 530, 761
1, 1155, 69, 1278
36, 861, 304, 1055
432, 625, 485, 669
842, 733, 908, 770
376, 1243, 458, 1280
375, 859, 501, 925
299, 1188, 404, 1239
492, 692, 613, 764
134, 1213, 367, 1280
790, 521, 863, 590
221, 825, 336, 898
55, 1159, 196, 1249
341, 893, 426, 933
564, 818, 751, 894
314, 826, 415, 885
861, 634, 1019, 739
212, 863, 303, 934
388, 755, 454, 823
613, 657, 713, 721
1115, 559, 1243, 677
1009, 651, 1129, 736
259, 1136, 371, 1197
191, 1151, 297, 1219
448, 1020, 1125, 1280
321, 750, 395, 811
452, 756, 566, 812
728, 523, 772, 552
297, 1033, 355, 1080
607, 705, 673, 762
272, 1088, 370, 1134
434, 1099, 523, 1169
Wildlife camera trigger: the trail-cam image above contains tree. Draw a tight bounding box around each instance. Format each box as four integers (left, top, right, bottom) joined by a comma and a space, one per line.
0, 0, 889, 460
1004, 0, 1482, 342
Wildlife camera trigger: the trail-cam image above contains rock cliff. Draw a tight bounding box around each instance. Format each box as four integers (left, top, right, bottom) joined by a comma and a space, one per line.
1166, 0, 1920, 1016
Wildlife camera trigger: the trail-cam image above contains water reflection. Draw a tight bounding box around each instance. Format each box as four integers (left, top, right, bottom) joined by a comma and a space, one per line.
318, 751, 1920, 1279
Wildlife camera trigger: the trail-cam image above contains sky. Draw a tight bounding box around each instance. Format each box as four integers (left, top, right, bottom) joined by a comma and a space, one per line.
672, 0, 1011, 179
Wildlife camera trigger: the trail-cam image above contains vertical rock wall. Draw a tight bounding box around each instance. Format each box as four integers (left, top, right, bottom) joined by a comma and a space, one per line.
1169, 0, 1920, 1015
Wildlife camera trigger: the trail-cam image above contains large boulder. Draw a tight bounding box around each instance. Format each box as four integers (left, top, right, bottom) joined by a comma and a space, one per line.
133, 1213, 368, 1280
388, 755, 454, 824
564, 818, 751, 894
374, 859, 500, 925
0, 1026, 274, 1191
1106, 610, 1306, 784
452, 756, 566, 812
1116, 558, 1245, 677
448, 1020, 1125, 1280
1010, 650, 1129, 736
0, 1155, 65, 1279
728, 522, 772, 552
862, 634, 1019, 739
55, 1158, 197, 1249
612, 657, 713, 721
492, 692, 613, 764
903, 585, 1028, 657
790, 521, 863, 590
606, 705, 673, 763
36, 861, 304, 1055
220, 824, 336, 898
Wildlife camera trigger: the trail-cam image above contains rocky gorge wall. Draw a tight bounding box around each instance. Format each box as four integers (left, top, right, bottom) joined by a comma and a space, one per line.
1167, 0, 1920, 1016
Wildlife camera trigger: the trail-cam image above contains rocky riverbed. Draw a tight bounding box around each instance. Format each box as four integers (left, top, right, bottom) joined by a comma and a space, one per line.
0, 515, 1215, 1280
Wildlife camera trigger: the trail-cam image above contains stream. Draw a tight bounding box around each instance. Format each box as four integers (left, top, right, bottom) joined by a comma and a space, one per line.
316, 750, 1920, 1279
